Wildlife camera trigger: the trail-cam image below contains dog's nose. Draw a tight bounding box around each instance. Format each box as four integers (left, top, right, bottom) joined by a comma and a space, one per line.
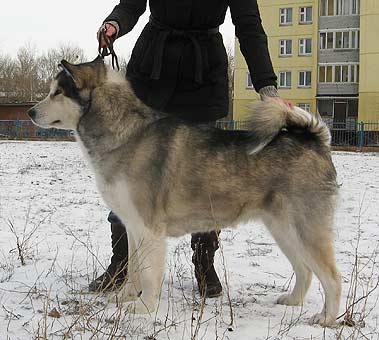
27, 108, 37, 120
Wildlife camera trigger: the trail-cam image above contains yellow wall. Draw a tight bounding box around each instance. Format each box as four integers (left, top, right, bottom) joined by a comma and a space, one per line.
233, 0, 318, 121
358, 0, 379, 121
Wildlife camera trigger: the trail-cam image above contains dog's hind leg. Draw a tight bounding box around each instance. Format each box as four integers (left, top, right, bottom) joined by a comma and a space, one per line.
292, 213, 341, 327
302, 219, 341, 326
262, 215, 313, 306
264, 211, 341, 326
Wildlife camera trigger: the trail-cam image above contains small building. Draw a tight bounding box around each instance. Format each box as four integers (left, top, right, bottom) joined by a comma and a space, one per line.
0, 102, 72, 140
0, 102, 35, 121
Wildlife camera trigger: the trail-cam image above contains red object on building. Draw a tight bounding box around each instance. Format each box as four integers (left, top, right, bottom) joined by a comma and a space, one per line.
0, 102, 36, 121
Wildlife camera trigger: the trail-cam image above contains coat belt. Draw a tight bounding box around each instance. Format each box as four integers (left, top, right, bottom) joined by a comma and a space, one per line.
148, 15, 219, 84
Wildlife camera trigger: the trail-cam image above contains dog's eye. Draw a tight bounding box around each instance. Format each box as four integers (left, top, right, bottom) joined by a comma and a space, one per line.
53, 89, 62, 97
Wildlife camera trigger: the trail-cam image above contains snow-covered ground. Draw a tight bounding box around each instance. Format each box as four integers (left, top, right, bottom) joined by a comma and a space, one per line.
0, 141, 378, 340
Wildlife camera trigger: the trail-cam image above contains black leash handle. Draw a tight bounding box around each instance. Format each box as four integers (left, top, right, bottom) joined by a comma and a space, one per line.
98, 25, 120, 71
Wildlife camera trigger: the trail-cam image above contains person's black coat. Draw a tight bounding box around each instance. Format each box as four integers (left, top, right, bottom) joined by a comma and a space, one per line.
105, 0, 277, 122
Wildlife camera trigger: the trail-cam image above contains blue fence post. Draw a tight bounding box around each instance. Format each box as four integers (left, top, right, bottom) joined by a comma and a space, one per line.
358, 121, 365, 150
16, 120, 21, 139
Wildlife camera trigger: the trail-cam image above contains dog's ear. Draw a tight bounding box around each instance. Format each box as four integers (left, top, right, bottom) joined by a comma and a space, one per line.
60, 60, 84, 89
59, 58, 106, 90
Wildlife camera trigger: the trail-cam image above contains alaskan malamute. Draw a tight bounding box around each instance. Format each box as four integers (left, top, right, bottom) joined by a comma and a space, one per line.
28, 57, 341, 326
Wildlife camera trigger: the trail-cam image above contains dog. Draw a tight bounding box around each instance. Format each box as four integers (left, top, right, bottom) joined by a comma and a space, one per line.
28, 57, 341, 326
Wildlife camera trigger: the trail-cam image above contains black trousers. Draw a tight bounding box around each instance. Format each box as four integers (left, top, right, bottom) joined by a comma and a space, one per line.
107, 211, 220, 254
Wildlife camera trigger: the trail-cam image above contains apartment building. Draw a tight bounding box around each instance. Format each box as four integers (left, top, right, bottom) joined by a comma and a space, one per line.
233, 0, 379, 124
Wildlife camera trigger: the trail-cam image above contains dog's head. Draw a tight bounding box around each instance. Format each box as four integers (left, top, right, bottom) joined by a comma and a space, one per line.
28, 56, 107, 130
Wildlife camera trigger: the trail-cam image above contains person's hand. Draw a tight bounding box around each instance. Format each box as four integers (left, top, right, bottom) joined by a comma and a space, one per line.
274, 97, 294, 110
263, 95, 294, 110
259, 86, 293, 109
97, 23, 117, 48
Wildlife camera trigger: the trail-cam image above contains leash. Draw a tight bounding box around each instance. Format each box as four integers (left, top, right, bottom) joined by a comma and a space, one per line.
98, 24, 120, 71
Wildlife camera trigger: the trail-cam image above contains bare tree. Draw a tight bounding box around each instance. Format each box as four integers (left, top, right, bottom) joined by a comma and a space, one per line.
38, 44, 86, 95
56, 43, 86, 64
116, 54, 130, 75
226, 44, 235, 121
15, 43, 39, 101
0, 44, 40, 102
0, 43, 87, 103
0, 54, 18, 102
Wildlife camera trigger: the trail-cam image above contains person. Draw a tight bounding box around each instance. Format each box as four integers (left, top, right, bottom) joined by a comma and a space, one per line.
89, 0, 282, 298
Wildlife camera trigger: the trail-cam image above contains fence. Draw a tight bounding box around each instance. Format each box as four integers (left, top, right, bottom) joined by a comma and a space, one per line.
216, 119, 379, 148
1, 119, 378, 148
326, 121, 379, 148
0, 120, 73, 141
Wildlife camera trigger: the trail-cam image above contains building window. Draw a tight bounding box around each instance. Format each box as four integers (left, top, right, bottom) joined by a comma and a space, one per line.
320, 32, 334, 49
280, 8, 293, 25
246, 73, 254, 89
319, 65, 333, 83
351, 0, 360, 15
299, 7, 312, 24
320, 30, 360, 50
334, 65, 356, 82
298, 71, 312, 87
320, 32, 328, 49
279, 39, 292, 56
318, 63, 359, 83
299, 38, 312, 55
279, 72, 292, 88
320, 0, 360, 16
298, 103, 311, 112
320, 0, 334, 16
351, 30, 359, 49
335, 31, 350, 49
336, 0, 360, 15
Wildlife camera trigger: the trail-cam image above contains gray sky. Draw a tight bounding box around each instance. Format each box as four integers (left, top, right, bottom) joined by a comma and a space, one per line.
0, 0, 235, 59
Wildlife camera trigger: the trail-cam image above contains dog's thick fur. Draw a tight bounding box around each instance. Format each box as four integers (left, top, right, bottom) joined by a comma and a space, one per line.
29, 57, 341, 326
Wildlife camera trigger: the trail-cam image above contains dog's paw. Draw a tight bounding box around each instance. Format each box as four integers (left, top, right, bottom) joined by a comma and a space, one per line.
309, 312, 336, 327
121, 285, 141, 301
276, 293, 302, 306
108, 287, 140, 304
126, 299, 155, 315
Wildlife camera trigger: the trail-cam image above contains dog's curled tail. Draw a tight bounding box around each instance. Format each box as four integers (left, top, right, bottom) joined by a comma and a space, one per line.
246, 98, 331, 155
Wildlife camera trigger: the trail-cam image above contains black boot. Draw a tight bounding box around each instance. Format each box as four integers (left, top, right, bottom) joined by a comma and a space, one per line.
191, 231, 222, 298
89, 213, 129, 292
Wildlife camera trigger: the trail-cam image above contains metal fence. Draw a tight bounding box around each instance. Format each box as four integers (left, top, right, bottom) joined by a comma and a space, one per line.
0, 120, 73, 140
216, 119, 379, 148
328, 121, 379, 148
1, 119, 378, 148
216, 120, 250, 130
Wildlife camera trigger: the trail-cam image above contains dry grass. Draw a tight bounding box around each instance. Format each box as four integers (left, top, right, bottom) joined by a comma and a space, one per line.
334, 197, 379, 339
1, 200, 379, 340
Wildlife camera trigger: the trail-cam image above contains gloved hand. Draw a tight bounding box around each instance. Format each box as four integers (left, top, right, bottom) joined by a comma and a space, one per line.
97, 23, 118, 48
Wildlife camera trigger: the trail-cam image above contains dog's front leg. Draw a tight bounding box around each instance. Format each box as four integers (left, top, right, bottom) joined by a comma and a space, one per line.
123, 226, 166, 315
119, 229, 142, 302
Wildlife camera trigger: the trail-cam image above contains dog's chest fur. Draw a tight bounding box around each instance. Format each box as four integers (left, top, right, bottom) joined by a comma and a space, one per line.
99, 176, 142, 227
78, 139, 145, 229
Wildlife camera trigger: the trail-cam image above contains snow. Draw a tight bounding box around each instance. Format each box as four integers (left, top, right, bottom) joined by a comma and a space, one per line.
0, 141, 378, 340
